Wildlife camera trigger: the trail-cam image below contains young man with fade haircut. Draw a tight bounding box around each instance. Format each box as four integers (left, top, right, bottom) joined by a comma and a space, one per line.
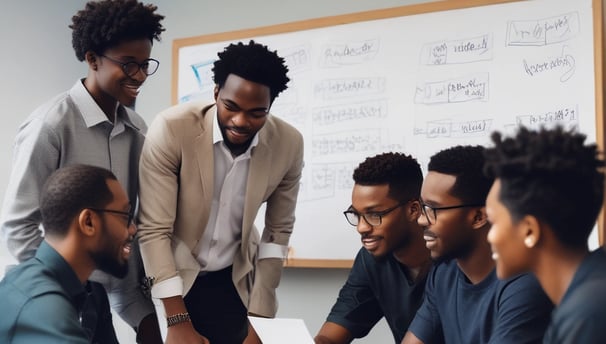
0, 1, 164, 342
315, 152, 431, 344
484, 126, 606, 343
402, 145, 553, 344
137, 40, 304, 344
0, 165, 136, 343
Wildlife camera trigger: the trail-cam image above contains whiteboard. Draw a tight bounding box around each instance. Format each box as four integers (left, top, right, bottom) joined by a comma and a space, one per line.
173, 0, 603, 267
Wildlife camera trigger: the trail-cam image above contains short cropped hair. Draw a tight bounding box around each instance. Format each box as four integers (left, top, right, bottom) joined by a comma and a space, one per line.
40, 165, 117, 237
353, 152, 423, 203
484, 126, 604, 248
213, 40, 290, 102
70, 0, 165, 61
428, 145, 493, 204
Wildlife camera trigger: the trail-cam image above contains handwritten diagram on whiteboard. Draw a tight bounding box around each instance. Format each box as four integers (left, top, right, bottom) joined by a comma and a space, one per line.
175, 0, 597, 262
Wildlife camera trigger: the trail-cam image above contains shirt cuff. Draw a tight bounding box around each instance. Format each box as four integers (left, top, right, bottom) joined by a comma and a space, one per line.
258, 242, 288, 259
151, 276, 184, 299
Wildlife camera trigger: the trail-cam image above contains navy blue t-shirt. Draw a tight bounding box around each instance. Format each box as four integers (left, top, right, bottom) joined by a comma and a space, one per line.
543, 248, 606, 343
326, 248, 427, 343
409, 259, 553, 344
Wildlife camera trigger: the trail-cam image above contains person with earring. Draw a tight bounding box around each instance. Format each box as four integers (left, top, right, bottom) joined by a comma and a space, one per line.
485, 126, 606, 343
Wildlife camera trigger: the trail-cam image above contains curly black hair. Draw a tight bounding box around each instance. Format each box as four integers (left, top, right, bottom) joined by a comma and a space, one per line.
484, 126, 604, 248
428, 145, 493, 204
353, 152, 423, 203
70, 0, 165, 61
213, 40, 290, 102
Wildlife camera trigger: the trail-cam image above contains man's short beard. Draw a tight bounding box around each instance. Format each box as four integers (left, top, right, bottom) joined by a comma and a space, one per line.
92, 250, 128, 279
432, 240, 474, 265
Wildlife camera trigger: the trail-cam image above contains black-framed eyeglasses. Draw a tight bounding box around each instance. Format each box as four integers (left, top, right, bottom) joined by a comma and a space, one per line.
420, 202, 484, 225
88, 208, 134, 227
343, 202, 406, 227
100, 55, 159, 77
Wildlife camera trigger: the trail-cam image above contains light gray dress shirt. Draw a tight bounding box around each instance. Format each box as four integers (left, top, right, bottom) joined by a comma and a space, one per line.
0, 79, 154, 328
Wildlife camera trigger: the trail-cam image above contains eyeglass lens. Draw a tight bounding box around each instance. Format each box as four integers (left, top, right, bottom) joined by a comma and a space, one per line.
346, 212, 380, 226
123, 60, 159, 77
422, 205, 436, 224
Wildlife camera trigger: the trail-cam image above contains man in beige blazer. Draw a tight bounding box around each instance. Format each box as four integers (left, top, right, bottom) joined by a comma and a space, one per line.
137, 41, 303, 344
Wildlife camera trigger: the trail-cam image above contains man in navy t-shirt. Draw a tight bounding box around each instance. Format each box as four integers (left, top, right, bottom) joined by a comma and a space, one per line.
402, 145, 553, 344
315, 152, 432, 343
484, 126, 606, 343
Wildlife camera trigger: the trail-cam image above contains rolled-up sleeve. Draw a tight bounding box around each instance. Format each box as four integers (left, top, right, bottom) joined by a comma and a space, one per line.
248, 127, 303, 317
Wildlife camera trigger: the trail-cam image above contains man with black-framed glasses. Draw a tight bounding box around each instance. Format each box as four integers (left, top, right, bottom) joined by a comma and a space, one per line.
0, 165, 135, 343
316, 152, 431, 344
0, 1, 165, 343
402, 145, 552, 344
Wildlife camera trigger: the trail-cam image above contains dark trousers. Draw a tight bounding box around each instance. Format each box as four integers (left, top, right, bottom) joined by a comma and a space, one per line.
184, 266, 248, 344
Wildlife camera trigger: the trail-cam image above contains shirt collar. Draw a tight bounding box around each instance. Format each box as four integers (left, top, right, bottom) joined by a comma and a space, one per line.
117, 106, 141, 130
35, 241, 87, 308
69, 79, 140, 131
561, 248, 606, 304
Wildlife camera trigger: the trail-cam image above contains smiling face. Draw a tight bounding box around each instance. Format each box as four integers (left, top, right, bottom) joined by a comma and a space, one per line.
91, 179, 136, 279
86, 38, 153, 115
486, 179, 532, 279
350, 183, 413, 259
419, 171, 477, 262
215, 73, 271, 156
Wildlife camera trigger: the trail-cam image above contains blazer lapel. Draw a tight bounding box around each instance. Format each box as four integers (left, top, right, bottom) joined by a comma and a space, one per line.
194, 104, 215, 222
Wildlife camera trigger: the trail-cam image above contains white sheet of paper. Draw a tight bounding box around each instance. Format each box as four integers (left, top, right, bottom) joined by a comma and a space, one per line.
248, 316, 314, 344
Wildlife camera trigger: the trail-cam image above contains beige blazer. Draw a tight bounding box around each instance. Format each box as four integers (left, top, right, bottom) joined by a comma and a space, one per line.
137, 100, 303, 317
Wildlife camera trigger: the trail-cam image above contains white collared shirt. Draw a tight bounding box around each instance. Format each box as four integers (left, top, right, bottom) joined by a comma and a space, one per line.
194, 111, 259, 271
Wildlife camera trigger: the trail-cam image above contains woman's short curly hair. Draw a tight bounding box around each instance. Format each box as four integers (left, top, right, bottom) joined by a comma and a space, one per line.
213, 40, 290, 102
70, 0, 165, 61
484, 126, 605, 248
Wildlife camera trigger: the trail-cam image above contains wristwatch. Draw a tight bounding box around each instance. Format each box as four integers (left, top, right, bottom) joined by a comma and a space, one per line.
166, 312, 191, 327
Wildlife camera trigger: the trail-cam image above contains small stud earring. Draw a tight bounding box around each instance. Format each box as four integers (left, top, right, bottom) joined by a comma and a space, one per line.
524, 237, 534, 248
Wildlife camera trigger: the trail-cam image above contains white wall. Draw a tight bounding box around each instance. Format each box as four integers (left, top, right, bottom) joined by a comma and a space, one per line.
0, 0, 433, 342
0, 1, 89, 266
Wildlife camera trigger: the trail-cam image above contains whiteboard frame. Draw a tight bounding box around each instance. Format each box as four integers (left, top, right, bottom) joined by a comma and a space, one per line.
172, 0, 605, 268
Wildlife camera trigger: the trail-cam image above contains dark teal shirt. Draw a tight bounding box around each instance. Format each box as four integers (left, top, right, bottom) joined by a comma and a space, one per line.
543, 248, 606, 343
0, 241, 90, 343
